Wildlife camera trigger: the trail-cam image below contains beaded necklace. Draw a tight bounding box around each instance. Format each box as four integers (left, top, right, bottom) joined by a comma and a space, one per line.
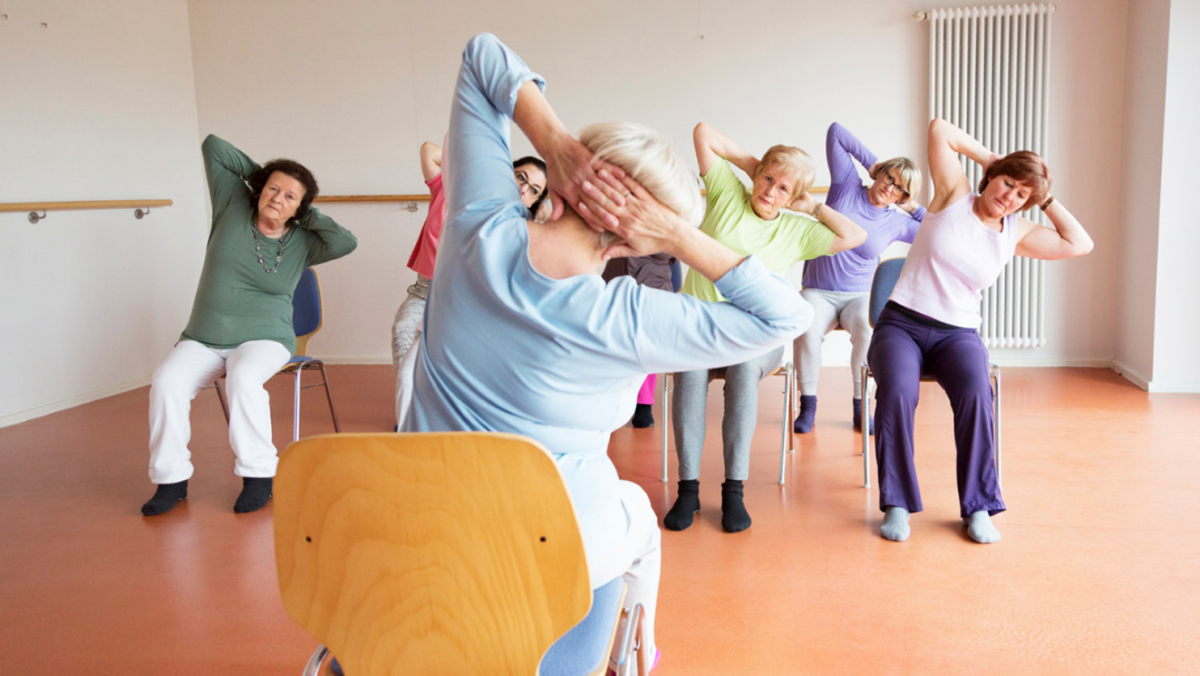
252, 215, 290, 274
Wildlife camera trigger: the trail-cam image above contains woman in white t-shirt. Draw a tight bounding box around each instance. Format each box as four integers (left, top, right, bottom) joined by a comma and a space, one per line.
867, 118, 1093, 544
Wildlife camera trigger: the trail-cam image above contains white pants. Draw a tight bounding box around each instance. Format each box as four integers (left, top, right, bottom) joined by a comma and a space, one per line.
793, 287, 872, 397
606, 481, 662, 660
148, 339, 291, 484
395, 336, 421, 428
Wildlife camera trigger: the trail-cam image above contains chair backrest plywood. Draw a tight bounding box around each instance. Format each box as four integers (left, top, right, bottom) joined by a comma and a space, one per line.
275, 432, 593, 675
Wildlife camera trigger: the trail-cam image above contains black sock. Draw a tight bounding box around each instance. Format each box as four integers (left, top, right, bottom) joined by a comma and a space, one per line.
721, 480, 751, 533
233, 477, 273, 513
631, 403, 655, 428
663, 479, 700, 531
141, 480, 188, 516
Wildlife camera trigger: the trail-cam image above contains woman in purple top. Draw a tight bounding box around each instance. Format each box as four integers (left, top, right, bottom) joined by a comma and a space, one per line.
793, 123, 925, 435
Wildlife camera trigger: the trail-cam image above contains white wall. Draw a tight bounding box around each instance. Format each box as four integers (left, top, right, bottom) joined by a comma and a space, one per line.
1113, 0, 1169, 388
1112, 0, 1200, 392
0, 0, 209, 425
1151, 0, 1200, 391
185, 0, 1131, 369
5, 0, 1190, 425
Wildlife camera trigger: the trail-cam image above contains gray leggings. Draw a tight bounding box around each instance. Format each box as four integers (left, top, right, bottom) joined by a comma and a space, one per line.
672, 346, 784, 481
793, 287, 871, 396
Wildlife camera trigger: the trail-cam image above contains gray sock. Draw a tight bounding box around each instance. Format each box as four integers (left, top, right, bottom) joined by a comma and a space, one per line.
966, 510, 1001, 544
881, 506, 910, 542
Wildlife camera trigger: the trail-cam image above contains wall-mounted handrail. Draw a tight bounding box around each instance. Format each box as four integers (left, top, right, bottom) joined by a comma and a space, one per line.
313, 185, 830, 208
0, 199, 173, 223
315, 194, 429, 203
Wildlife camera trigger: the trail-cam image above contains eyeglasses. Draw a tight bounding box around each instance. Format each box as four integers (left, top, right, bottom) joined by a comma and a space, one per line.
880, 172, 908, 197
514, 170, 543, 199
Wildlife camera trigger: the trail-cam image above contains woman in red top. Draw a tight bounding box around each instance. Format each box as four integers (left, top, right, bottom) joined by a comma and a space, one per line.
391, 142, 548, 425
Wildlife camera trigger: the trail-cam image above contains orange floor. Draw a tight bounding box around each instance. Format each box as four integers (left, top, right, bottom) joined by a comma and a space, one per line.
0, 366, 1197, 675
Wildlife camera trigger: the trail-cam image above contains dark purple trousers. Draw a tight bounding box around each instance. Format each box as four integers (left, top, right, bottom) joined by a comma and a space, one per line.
866, 306, 1005, 518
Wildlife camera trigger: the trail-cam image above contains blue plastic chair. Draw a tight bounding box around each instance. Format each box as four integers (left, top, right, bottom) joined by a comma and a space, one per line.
212, 267, 341, 442
859, 258, 1001, 488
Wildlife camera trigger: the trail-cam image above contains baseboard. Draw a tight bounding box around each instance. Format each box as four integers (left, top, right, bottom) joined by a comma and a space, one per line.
0, 375, 153, 429
985, 357, 1113, 368
1109, 359, 1151, 391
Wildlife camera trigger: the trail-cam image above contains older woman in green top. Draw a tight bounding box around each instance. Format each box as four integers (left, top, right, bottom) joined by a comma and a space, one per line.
664, 123, 866, 533
141, 135, 357, 516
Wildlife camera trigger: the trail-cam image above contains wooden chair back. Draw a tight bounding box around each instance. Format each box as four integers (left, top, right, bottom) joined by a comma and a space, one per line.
274, 432, 593, 675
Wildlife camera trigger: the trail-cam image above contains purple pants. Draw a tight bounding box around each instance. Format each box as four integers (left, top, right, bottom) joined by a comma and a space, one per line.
866, 306, 1004, 518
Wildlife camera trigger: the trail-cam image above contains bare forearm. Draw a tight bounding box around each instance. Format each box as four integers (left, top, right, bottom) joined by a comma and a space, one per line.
939, 119, 993, 168
815, 203, 867, 252
1045, 201, 1093, 256
669, 226, 744, 282
696, 123, 759, 176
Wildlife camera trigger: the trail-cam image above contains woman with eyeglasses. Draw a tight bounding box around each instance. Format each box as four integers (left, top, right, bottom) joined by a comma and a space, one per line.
391, 143, 550, 425
869, 118, 1092, 544
792, 123, 925, 435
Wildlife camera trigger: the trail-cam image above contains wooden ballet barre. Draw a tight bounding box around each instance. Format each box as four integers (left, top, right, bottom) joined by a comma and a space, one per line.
315, 186, 830, 209
1, 199, 173, 224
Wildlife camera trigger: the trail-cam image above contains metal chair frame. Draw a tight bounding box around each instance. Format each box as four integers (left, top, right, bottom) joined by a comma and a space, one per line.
209, 267, 341, 443
659, 349, 797, 486
857, 257, 1002, 489
859, 363, 1001, 488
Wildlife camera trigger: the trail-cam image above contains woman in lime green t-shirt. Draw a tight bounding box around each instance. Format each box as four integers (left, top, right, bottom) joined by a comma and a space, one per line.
664, 123, 866, 533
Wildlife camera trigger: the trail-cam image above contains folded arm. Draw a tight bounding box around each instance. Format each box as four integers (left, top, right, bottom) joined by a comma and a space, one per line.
1014, 200, 1093, 260
927, 118, 1000, 211
694, 122, 759, 178
826, 122, 878, 186
300, 206, 358, 266
201, 134, 260, 219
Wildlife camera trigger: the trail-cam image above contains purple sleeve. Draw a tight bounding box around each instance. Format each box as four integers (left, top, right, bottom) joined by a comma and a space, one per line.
899, 206, 925, 244
826, 122, 879, 187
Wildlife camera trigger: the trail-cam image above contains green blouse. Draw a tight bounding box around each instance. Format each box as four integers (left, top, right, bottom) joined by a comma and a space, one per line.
180, 135, 357, 355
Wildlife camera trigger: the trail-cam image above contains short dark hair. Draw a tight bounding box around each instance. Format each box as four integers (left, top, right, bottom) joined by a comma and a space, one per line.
978, 151, 1051, 212
513, 156, 548, 217
249, 159, 320, 221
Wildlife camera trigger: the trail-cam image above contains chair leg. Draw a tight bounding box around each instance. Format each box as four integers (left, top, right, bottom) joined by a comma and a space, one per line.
302, 643, 330, 676
779, 366, 791, 486
317, 362, 342, 433
993, 364, 1001, 487
861, 364, 871, 489
293, 368, 302, 443
660, 374, 670, 483
214, 380, 230, 423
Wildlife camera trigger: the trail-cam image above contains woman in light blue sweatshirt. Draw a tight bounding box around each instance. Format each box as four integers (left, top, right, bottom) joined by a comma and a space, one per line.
402, 33, 812, 665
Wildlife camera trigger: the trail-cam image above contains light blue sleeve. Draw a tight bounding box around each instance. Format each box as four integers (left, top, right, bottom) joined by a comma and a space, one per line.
631, 255, 811, 374
443, 33, 546, 240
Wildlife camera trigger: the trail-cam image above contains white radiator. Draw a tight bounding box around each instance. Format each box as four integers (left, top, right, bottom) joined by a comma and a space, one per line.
926, 3, 1055, 348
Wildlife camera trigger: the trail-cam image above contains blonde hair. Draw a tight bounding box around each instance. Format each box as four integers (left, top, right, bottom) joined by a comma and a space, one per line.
753, 145, 816, 200
869, 157, 922, 203
578, 122, 706, 230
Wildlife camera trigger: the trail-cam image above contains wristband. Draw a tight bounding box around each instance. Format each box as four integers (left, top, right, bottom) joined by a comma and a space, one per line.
1040, 195, 1055, 211
812, 203, 822, 220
